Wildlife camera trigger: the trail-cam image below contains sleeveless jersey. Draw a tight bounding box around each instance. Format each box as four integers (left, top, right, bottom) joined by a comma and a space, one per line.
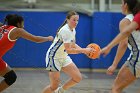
46, 24, 76, 59
0, 25, 17, 57
125, 14, 140, 61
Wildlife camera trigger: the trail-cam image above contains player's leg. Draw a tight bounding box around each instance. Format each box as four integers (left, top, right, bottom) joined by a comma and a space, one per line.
0, 59, 17, 92
111, 64, 136, 93
54, 62, 82, 93
42, 71, 60, 93
43, 57, 62, 93
61, 62, 82, 90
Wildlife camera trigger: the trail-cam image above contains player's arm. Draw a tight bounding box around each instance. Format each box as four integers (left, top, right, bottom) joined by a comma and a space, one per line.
74, 44, 82, 49
64, 43, 91, 54
101, 21, 138, 56
106, 18, 130, 75
10, 28, 53, 43
112, 19, 129, 67
60, 29, 92, 54
109, 22, 137, 49
104, 13, 140, 54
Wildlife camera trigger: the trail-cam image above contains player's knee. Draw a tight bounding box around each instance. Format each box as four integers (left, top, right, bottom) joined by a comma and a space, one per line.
50, 85, 59, 91
72, 74, 82, 83
50, 84, 59, 91
3, 70, 17, 86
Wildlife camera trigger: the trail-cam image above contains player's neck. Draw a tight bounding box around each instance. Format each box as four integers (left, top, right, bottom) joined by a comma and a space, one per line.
68, 24, 73, 31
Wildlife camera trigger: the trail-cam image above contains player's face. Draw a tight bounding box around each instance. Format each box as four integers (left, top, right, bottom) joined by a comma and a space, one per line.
121, 0, 127, 15
67, 15, 79, 29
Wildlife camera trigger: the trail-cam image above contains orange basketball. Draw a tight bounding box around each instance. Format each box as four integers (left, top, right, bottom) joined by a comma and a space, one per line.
86, 43, 101, 59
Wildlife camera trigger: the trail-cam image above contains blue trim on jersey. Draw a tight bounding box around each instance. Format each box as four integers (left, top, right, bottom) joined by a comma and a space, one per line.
46, 56, 50, 68
128, 39, 133, 66
47, 39, 63, 71
46, 50, 52, 68
128, 34, 139, 76
52, 40, 63, 71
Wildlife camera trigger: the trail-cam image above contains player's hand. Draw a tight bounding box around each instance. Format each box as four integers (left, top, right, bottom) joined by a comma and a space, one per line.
106, 65, 117, 75
84, 47, 96, 55
100, 46, 111, 56
47, 36, 54, 41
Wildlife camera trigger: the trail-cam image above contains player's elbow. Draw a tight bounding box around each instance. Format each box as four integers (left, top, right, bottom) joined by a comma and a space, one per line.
120, 42, 128, 49
66, 50, 72, 54
123, 42, 128, 47
65, 49, 76, 54
120, 40, 128, 47
125, 31, 131, 36
123, 28, 132, 36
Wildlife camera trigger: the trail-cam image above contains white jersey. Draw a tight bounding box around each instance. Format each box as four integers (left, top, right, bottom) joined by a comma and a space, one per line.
124, 14, 140, 78
125, 14, 140, 61
46, 24, 76, 59
125, 14, 140, 50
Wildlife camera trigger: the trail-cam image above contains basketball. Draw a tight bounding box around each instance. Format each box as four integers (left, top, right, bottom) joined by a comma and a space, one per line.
86, 43, 101, 59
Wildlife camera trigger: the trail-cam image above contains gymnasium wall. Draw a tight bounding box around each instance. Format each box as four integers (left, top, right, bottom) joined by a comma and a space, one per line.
0, 11, 130, 69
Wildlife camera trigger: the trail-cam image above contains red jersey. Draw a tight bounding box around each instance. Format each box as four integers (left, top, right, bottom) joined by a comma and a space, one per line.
0, 25, 17, 57
133, 12, 140, 30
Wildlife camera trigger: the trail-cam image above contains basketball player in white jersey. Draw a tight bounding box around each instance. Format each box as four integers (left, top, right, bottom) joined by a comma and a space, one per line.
42, 11, 93, 93
101, 0, 140, 93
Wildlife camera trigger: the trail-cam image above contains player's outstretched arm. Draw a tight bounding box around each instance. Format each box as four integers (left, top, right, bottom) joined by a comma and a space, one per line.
101, 21, 138, 56
107, 18, 129, 75
10, 28, 54, 43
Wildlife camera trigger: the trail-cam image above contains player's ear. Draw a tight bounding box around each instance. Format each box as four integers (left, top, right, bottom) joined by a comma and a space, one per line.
17, 22, 23, 28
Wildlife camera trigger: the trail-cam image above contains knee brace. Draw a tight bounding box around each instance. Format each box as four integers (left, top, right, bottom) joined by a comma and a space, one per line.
3, 70, 17, 86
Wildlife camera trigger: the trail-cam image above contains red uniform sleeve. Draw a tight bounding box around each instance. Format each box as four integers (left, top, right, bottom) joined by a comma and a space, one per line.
133, 12, 140, 30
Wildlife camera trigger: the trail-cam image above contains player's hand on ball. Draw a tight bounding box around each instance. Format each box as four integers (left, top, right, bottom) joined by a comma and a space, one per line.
86, 43, 101, 59
84, 47, 96, 55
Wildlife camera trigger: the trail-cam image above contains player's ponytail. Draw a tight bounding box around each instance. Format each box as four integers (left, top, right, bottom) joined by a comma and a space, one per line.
56, 20, 67, 36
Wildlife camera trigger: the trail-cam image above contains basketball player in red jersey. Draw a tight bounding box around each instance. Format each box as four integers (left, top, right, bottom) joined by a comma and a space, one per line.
0, 14, 53, 92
